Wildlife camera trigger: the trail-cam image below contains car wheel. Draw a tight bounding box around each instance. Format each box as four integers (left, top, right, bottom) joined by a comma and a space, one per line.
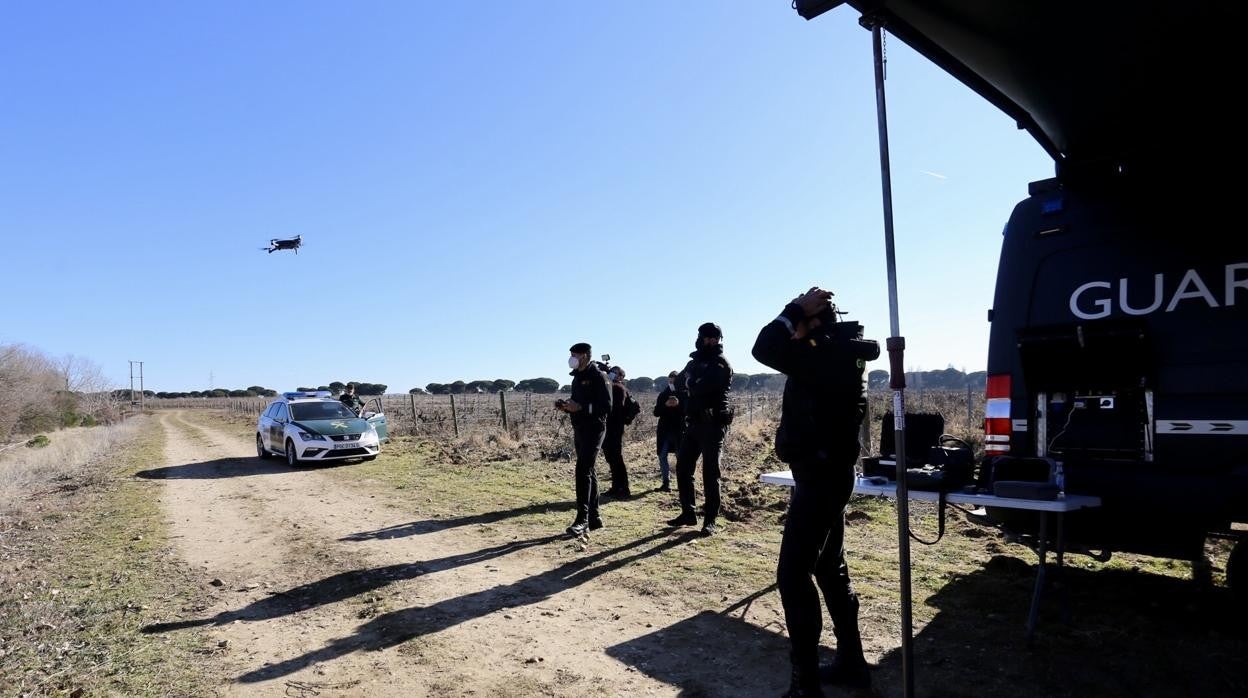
285, 439, 300, 467
257, 434, 272, 459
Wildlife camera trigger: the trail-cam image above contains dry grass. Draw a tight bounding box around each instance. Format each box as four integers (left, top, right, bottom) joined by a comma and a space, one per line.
190, 408, 1246, 697
0, 417, 215, 696
0, 419, 146, 515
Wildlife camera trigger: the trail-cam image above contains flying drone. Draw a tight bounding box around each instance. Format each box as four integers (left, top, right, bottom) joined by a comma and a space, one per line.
263, 235, 302, 254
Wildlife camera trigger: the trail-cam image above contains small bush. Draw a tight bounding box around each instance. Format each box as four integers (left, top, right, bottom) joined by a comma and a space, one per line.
25, 434, 50, 448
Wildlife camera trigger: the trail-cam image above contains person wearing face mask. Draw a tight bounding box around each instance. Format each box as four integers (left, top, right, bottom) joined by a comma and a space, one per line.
601, 366, 632, 498
752, 287, 879, 697
554, 342, 612, 536
667, 322, 734, 537
653, 370, 683, 492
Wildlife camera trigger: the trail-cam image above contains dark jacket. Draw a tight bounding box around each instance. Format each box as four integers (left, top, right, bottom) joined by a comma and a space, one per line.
678, 346, 733, 424
654, 386, 684, 436
606, 382, 629, 433
568, 365, 611, 429
340, 393, 364, 412
752, 303, 875, 474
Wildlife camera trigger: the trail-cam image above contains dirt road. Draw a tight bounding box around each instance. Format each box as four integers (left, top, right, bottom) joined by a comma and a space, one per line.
142, 412, 790, 697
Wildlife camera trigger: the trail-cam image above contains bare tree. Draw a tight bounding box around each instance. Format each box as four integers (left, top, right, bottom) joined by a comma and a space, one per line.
0, 343, 56, 441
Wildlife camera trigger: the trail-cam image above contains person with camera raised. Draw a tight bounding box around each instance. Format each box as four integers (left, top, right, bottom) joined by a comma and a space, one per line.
555, 342, 612, 537
752, 287, 879, 697
653, 370, 683, 492
667, 322, 733, 537
602, 365, 633, 499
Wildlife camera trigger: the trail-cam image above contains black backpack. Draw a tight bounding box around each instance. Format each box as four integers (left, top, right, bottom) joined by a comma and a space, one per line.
622, 392, 641, 425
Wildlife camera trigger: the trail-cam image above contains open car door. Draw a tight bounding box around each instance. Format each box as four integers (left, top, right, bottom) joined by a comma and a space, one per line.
362, 398, 389, 443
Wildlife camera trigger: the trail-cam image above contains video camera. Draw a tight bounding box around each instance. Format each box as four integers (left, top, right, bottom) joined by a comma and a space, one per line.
591, 354, 613, 374
814, 303, 881, 361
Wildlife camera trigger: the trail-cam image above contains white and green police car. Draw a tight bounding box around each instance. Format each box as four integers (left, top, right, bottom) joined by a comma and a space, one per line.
256, 391, 389, 466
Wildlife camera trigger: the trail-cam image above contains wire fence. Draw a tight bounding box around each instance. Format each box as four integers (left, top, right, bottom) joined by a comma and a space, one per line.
150, 386, 986, 453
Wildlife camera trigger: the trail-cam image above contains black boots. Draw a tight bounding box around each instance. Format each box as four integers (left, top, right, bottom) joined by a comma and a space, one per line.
818, 657, 871, 690
780, 664, 825, 697
666, 512, 697, 527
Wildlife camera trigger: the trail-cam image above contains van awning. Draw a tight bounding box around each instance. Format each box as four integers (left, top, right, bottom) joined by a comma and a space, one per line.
798, 1, 1244, 174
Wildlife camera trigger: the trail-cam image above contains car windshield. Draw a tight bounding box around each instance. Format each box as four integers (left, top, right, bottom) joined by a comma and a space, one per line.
290, 401, 359, 421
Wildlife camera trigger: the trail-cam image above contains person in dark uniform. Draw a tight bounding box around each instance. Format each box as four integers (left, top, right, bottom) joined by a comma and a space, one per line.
340, 383, 365, 414
602, 366, 632, 498
752, 287, 878, 697
667, 322, 733, 537
653, 370, 683, 492
555, 342, 612, 536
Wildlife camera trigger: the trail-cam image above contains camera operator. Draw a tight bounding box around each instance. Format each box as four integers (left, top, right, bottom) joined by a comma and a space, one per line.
653, 371, 683, 492
602, 366, 632, 498
752, 287, 879, 696
555, 342, 611, 536
667, 322, 733, 537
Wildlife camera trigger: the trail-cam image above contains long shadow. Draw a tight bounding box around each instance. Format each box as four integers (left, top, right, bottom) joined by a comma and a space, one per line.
135, 456, 353, 480
605, 584, 792, 697
142, 533, 565, 634
236, 529, 700, 683
340, 501, 576, 541
867, 556, 1247, 697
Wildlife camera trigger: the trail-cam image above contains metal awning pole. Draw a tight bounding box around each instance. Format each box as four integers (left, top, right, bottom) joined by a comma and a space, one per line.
865, 17, 915, 698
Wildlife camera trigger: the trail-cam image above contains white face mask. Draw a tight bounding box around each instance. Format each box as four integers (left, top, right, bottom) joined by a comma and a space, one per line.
667, 381, 676, 391
608, 372, 619, 382
568, 356, 581, 369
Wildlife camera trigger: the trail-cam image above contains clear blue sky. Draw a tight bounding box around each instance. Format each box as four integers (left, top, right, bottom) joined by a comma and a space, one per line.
1, 1, 1052, 393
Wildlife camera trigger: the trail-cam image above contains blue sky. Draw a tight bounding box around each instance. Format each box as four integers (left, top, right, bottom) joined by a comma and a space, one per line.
0, 1, 1052, 393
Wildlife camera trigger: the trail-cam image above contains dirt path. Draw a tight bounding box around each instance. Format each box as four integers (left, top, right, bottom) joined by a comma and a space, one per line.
143, 411, 790, 697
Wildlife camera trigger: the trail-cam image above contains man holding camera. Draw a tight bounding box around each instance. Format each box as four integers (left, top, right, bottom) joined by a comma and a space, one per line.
602, 366, 632, 498
752, 287, 878, 697
653, 370, 683, 492
555, 342, 612, 536
667, 322, 733, 537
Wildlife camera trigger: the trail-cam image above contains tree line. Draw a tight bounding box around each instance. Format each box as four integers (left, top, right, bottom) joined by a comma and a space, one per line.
154, 380, 389, 399
415, 368, 988, 396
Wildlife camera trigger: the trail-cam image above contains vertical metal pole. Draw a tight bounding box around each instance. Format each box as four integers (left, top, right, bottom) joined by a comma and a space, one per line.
138, 361, 144, 412
410, 393, 418, 435
129, 361, 135, 406
500, 390, 509, 430
867, 18, 915, 698
967, 383, 974, 432
450, 393, 460, 437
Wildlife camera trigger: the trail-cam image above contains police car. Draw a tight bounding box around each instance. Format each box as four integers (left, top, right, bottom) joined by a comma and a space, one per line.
256, 391, 389, 466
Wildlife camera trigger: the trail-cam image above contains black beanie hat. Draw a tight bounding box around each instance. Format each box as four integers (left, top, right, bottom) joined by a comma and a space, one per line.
697, 322, 723, 339
569, 342, 592, 354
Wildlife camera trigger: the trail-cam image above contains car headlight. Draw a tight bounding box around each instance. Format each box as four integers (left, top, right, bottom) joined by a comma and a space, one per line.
298, 431, 326, 441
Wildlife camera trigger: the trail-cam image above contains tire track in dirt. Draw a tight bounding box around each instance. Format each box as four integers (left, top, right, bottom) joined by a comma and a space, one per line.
147, 411, 788, 696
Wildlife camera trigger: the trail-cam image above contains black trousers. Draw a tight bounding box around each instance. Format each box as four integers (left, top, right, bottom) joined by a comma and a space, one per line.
573, 423, 605, 523
603, 425, 629, 493
777, 463, 863, 670
675, 421, 726, 522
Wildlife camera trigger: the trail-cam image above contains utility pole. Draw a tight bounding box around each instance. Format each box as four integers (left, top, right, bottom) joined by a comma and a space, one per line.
138, 361, 145, 411
130, 361, 144, 410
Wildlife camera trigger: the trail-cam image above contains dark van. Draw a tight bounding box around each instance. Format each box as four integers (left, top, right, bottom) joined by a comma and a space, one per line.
796, 0, 1247, 597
